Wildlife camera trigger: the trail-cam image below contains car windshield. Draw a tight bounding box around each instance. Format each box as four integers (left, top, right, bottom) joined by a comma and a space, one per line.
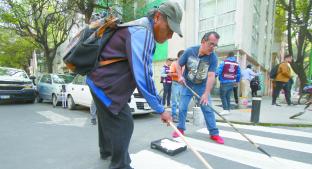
52, 75, 74, 84
0, 67, 28, 79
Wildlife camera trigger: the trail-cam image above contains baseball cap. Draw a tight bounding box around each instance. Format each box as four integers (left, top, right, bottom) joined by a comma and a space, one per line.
158, 1, 183, 37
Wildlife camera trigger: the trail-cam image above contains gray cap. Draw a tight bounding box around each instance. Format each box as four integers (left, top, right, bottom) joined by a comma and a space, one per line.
158, 1, 183, 37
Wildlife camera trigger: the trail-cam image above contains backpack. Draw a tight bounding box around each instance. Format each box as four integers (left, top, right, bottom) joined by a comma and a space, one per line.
63, 16, 148, 75
269, 64, 280, 79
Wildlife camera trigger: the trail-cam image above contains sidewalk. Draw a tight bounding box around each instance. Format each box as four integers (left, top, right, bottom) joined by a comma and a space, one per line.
211, 96, 312, 126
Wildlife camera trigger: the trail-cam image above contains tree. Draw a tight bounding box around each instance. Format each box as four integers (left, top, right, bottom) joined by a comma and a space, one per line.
277, 0, 312, 91
0, 28, 37, 72
0, 0, 76, 73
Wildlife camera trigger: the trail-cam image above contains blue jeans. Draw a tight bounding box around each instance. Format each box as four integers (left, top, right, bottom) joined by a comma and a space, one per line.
171, 81, 182, 117
178, 83, 219, 136
162, 83, 172, 106
219, 83, 235, 110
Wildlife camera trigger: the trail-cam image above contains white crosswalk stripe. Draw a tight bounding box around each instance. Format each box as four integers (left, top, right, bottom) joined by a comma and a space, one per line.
130, 123, 312, 169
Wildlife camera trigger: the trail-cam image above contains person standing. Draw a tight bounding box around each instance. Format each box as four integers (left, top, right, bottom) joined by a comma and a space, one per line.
90, 100, 97, 125
272, 54, 292, 106
169, 50, 184, 122
172, 31, 225, 144
250, 76, 260, 97
161, 58, 173, 107
233, 83, 239, 106
217, 51, 241, 115
87, 2, 182, 168
240, 64, 258, 98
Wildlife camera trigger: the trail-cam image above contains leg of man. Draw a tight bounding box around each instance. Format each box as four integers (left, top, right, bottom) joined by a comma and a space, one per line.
283, 83, 291, 105
272, 81, 283, 105
225, 84, 234, 111
167, 84, 172, 106
219, 84, 228, 110
171, 82, 179, 118
92, 93, 134, 169
233, 86, 239, 104
162, 83, 167, 105
177, 86, 193, 131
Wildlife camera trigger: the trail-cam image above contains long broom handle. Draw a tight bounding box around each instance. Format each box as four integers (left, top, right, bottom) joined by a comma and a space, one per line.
168, 121, 214, 169
184, 84, 272, 158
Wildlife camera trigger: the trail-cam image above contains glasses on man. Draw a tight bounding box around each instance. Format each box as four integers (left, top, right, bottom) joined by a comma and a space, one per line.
207, 41, 218, 48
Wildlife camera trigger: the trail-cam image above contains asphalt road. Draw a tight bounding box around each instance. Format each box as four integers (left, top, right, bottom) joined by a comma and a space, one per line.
0, 102, 311, 169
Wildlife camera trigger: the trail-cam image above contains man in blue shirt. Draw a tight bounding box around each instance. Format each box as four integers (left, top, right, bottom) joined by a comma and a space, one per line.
173, 32, 224, 144
217, 51, 241, 115
87, 2, 183, 169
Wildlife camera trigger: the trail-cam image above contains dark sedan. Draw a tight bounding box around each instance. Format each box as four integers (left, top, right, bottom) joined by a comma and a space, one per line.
0, 67, 36, 103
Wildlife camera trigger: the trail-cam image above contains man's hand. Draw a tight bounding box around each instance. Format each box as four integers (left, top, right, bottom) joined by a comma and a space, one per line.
200, 92, 209, 105
160, 111, 172, 125
178, 76, 186, 85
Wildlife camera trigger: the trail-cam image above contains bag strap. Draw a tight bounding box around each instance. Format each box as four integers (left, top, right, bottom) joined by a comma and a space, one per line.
99, 58, 127, 66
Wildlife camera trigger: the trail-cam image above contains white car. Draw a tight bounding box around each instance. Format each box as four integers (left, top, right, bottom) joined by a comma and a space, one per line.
66, 75, 154, 115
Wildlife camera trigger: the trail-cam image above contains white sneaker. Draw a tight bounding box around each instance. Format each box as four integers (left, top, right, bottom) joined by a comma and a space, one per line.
219, 110, 230, 115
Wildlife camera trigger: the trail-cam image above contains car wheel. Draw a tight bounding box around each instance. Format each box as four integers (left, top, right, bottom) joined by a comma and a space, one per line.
52, 94, 58, 107
67, 95, 76, 110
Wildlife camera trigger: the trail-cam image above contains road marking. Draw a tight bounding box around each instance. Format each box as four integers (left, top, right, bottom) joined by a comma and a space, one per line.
217, 122, 312, 138
198, 128, 312, 154
130, 150, 195, 169
174, 137, 312, 169
37, 111, 87, 127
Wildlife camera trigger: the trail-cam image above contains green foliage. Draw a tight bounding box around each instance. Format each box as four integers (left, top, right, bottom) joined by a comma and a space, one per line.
0, 29, 37, 69
274, 2, 287, 43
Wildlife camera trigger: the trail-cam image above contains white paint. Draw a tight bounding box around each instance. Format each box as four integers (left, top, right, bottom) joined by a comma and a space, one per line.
159, 139, 186, 151
130, 150, 195, 169
37, 111, 87, 127
175, 137, 312, 169
217, 122, 312, 139
198, 128, 312, 154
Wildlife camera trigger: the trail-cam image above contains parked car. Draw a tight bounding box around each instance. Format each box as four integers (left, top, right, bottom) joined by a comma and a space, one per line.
0, 67, 36, 103
66, 75, 154, 114
37, 74, 74, 106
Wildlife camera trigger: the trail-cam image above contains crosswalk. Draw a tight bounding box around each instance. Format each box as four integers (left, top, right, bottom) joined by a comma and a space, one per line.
130, 123, 312, 169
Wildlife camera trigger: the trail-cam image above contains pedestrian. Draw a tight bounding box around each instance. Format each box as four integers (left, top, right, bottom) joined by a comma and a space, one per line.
240, 64, 258, 99
90, 100, 97, 125
86, 1, 182, 169
169, 50, 184, 123
172, 31, 225, 144
272, 54, 292, 106
161, 58, 173, 107
217, 51, 241, 115
250, 76, 260, 97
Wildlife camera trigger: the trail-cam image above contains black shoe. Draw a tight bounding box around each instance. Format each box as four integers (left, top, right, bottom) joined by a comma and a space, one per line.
91, 119, 96, 125
100, 152, 111, 160
272, 103, 281, 106
172, 117, 179, 123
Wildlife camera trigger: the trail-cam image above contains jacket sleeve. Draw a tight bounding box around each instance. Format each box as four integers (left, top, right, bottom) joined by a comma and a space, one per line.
126, 27, 164, 114
236, 66, 241, 82
217, 61, 225, 81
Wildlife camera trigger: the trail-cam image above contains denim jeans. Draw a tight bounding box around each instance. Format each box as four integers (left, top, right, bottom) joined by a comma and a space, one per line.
171, 81, 182, 117
219, 83, 235, 110
162, 83, 172, 106
177, 83, 219, 136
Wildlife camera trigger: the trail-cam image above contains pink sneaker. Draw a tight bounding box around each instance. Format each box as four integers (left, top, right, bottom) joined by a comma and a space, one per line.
172, 128, 184, 138
210, 135, 224, 144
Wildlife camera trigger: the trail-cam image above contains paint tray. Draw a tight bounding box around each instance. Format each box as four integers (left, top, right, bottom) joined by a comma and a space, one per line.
150, 138, 187, 156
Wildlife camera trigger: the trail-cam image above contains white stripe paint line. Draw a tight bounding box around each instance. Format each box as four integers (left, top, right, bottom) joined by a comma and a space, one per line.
37, 111, 87, 127
130, 150, 195, 169
197, 128, 312, 154
217, 122, 312, 139
37, 111, 70, 122
175, 137, 312, 169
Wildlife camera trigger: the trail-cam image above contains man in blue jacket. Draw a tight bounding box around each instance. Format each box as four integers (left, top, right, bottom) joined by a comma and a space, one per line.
87, 1, 183, 169
217, 51, 241, 115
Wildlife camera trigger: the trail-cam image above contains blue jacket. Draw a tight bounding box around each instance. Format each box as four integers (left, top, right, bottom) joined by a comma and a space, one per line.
217, 56, 241, 84
87, 17, 164, 115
